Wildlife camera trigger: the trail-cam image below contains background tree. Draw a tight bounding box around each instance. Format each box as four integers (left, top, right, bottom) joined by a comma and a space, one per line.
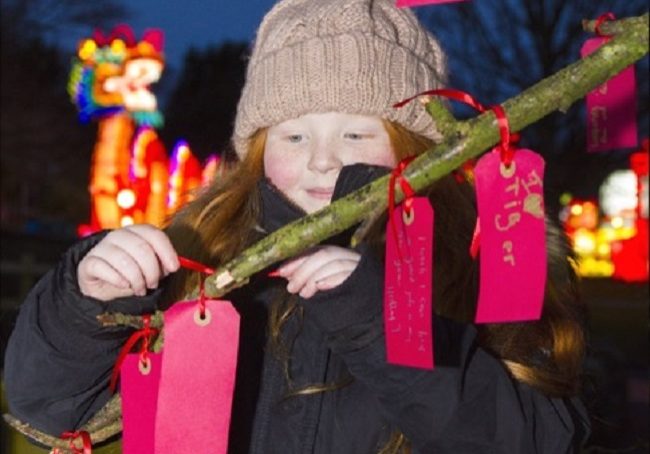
420, 0, 649, 214
161, 42, 249, 162
1, 0, 129, 41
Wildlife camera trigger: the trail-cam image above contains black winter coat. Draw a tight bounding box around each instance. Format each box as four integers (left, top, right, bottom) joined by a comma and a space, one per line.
4, 165, 590, 453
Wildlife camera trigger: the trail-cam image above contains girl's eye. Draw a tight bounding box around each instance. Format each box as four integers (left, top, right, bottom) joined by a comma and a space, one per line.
344, 132, 365, 140
287, 134, 304, 143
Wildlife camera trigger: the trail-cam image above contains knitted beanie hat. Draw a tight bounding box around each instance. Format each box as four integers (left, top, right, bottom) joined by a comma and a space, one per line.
232, 0, 447, 157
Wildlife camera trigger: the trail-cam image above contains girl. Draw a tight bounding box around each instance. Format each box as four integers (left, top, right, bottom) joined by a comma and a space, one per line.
5, 0, 590, 452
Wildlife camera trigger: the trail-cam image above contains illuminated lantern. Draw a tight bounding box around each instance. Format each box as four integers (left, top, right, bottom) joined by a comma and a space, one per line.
131, 127, 169, 226
68, 25, 166, 232
610, 139, 649, 282
168, 141, 202, 214
561, 197, 616, 278
202, 154, 221, 187
561, 198, 599, 235
630, 138, 649, 220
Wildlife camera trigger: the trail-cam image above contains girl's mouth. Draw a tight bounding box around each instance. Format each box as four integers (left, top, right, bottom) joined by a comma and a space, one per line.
306, 188, 334, 199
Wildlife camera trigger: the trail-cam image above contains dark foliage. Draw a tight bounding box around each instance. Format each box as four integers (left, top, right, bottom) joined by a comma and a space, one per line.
161, 42, 249, 163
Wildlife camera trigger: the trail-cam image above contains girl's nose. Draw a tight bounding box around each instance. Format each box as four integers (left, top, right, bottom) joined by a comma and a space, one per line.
307, 142, 342, 173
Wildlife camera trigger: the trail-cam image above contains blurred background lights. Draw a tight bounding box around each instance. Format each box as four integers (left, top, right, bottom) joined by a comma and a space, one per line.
116, 188, 136, 209
600, 170, 638, 217
120, 215, 134, 227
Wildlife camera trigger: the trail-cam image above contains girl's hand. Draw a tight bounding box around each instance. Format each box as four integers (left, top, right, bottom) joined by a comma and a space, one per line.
78, 224, 180, 301
276, 246, 360, 299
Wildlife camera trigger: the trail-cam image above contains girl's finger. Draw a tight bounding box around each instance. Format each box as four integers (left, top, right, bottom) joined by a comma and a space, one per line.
314, 270, 354, 291
94, 242, 149, 296
121, 237, 164, 289
276, 254, 309, 277
105, 228, 166, 289
125, 224, 180, 274
297, 260, 358, 298
81, 255, 130, 289
286, 248, 359, 294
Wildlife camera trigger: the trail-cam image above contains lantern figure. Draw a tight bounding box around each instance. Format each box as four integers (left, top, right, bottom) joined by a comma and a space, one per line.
69, 25, 166, 232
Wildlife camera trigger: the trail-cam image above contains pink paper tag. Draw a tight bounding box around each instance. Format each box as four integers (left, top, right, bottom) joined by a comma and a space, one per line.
155, 299, 240, 453
474, 149, 547, 323
396, 0, 466, 6
384, 197, 434, 369
581, 37, 638, 152
120, 352, 161, 454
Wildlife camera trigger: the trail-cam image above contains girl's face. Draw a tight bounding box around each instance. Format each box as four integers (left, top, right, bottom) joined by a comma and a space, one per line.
264, 112, 396, 213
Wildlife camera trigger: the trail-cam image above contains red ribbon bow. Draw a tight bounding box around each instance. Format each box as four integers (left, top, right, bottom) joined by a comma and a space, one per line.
57, 430, 92, 454
178, 256, 215, 318
388, 156, 417, 258
594, 12, 616, 37
109, 314, 158, 393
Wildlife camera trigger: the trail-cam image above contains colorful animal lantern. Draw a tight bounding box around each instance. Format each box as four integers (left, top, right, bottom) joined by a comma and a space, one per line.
68, 24, 165, 126
69, 24, 167, 231
69, 25, 223, 236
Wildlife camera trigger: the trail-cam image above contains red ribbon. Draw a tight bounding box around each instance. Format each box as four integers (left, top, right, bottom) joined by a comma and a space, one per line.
178, 256, 215, 275
388, 156, 417, 257
60, 430, 92, 454
109, 315, 158, 393
393, 88, 519, 166
491, 104, 515, 166
469, 218, 481, 259
454, 159, 477, 183
178, 256, 215, 317
594, 12, 616, 37
393, 88, 486, 111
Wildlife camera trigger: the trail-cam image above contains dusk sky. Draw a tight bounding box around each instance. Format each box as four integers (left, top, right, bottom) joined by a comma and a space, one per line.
117, 0, 279, 67
57, 0, 279, 70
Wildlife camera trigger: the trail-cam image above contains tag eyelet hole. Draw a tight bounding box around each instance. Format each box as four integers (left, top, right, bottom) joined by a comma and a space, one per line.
194, 307, 212, 327
138, 357, 152, 375
499, 161, 516, 178
402, 209, 415, 225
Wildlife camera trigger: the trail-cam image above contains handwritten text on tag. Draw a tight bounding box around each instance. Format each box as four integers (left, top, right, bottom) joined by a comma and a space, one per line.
474, 149, 547, 323
384, 197, 434, 369
582, 37, 638, 152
